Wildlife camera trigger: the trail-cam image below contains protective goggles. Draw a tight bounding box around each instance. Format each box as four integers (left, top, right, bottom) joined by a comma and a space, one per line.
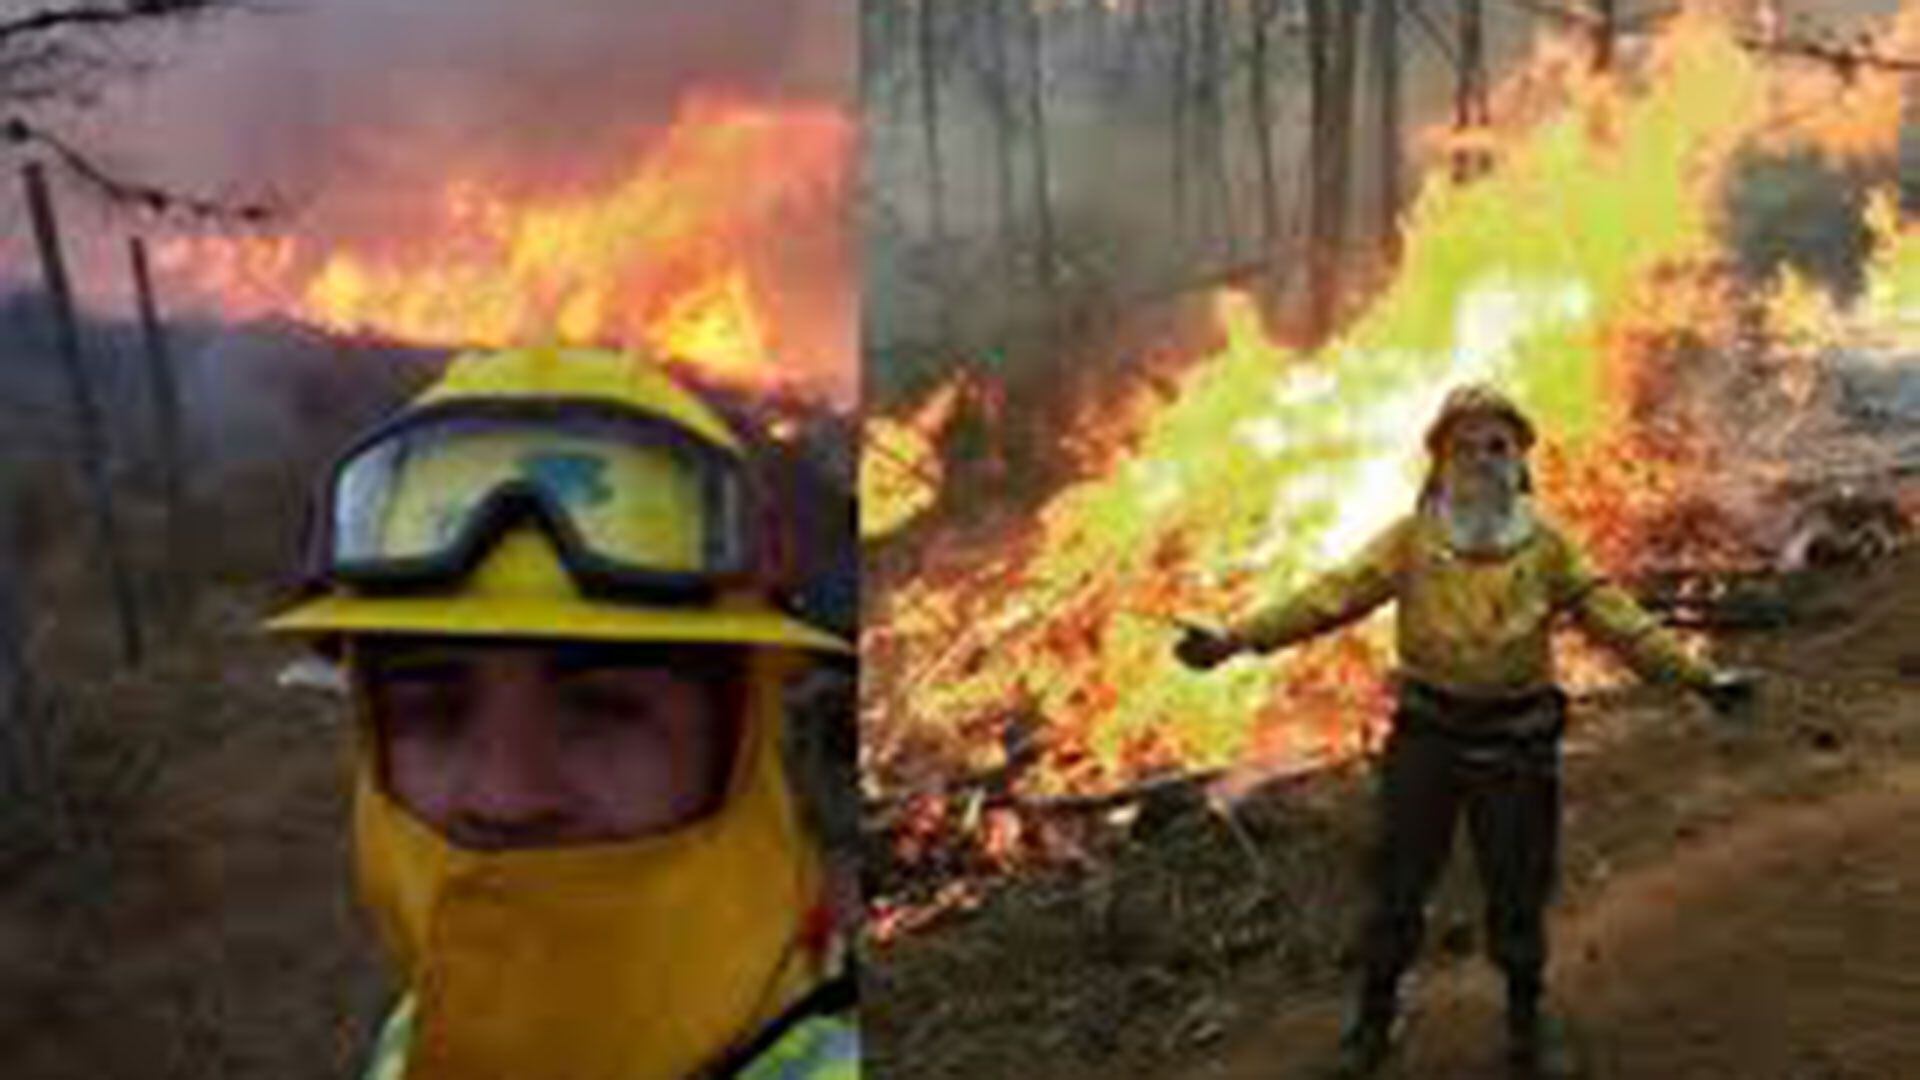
312, 399, 756, 605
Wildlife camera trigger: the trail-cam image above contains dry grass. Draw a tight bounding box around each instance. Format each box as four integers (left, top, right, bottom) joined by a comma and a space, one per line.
0, 474, 386, 1080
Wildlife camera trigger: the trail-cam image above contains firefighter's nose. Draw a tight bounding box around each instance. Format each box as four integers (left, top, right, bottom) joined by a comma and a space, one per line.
447, 688, 575, 849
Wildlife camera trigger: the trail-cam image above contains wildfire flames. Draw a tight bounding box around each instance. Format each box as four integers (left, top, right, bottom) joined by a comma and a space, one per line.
864, 5, 1920, 837
155, 96, 854, 399
860, 372, 982, 540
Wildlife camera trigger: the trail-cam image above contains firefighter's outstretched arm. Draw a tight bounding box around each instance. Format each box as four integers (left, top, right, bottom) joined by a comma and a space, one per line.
1557, 539, 1759, 718
1175, 518, 1409, 671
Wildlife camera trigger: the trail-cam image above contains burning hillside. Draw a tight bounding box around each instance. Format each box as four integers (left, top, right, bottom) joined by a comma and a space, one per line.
153, 96, 854, 403
862, 5, 1920, 845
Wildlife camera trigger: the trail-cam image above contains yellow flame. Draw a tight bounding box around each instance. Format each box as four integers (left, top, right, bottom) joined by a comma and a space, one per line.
860, 376, 970, 540
1859, 189, 1920, 332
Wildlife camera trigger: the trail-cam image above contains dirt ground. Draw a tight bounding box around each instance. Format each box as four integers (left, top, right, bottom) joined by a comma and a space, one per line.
1192, 761, 1920, 1080
866, 548, 1920, 1079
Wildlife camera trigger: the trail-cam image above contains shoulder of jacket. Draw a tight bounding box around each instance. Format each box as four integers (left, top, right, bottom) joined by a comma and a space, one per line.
1376, 513, 1424, 550
1390, 511, 1441, 556
1527, 516, 1581, 562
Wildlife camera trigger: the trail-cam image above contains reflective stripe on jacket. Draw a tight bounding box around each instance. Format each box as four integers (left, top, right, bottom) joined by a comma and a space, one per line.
361, 994, 861, 1080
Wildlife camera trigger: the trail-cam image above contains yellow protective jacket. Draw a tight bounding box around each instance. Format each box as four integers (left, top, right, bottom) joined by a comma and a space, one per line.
1229, 512, 1716, 698
361, 991, 861, 1080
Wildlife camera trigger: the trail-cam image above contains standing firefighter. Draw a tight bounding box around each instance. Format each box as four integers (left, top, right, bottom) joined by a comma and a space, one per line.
1175, 385, 1755, 1079
266, 346, 858, 1080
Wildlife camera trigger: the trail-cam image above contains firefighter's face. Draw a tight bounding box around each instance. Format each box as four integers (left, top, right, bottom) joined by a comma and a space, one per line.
359, 639, 740, 850
1443, 414, 1526, 497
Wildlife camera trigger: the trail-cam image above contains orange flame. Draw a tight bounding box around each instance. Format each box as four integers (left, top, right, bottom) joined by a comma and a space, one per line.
157, 96, 853, 399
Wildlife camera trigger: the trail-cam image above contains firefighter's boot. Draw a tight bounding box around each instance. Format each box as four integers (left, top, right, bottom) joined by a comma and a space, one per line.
1506, 982, 1577, 1079
1329, 981, 1400, 1078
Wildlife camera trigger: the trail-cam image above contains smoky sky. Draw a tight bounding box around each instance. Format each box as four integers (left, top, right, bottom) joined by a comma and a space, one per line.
63, 0, 850, 240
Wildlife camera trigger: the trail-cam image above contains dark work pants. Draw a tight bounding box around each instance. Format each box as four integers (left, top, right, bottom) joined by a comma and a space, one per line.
1357, 689, 1563, 1017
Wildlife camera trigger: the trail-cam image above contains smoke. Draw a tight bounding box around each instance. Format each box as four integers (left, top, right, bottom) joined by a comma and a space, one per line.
1724, 149, 1878, 300
66, 0, 849, 238
0, 0, 860, 413
862, 0, 1910, 381
859, 0, 1537, 402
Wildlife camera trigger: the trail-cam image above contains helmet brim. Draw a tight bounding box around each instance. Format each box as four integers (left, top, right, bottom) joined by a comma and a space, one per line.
264, 592, 850, 654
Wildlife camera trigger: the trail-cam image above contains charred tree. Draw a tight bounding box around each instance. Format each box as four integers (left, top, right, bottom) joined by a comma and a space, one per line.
860, 0, 885, 109
1454, 0, 1491, 180
129, 236, 187, 623
1197, 0, 1233, 261
1171, 0, 1192, 252
21, 163, 142, 667
985, 0, 1020, 261
1248, 0, 1282, 273
917, 0, 950, 251
1374, 0, 1403, 264
1019, 0, 1059, 318
1305, 0, 1362, 346
1593, 0, 1618, 72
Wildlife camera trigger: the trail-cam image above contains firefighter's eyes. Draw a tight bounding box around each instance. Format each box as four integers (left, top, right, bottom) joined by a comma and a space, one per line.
1465, 435, 1509, 452
378, 679, 472, 736
557, 682, 656, 726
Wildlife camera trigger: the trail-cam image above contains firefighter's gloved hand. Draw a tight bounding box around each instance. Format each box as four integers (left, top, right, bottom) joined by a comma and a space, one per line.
1175, 626, 1241, 671
1700, 669, 1759, 721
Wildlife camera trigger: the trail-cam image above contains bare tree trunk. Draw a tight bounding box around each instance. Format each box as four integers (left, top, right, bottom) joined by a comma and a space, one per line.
859, 0, 888, 111
1374, 0, 1402, 263
866, 0, 912, 116
1124, 0, 1153, 77
986, 0, 1019, 260
918, 0, 950, 249
1248, 0, 1281, 268
1020, 0, 1058, 313
21, 163, 142, 668
1593, 0, 1617, 72
1171, 0, 1191, 252
1454, 0, 1490, 181
129, 236, 186, 624
1305, 0, 1361, 346
1198, 0, 1233, 262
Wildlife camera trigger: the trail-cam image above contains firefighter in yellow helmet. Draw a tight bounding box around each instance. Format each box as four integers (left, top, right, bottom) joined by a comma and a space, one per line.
1176, 384, 1756, 1080
266, 345, 859, 1080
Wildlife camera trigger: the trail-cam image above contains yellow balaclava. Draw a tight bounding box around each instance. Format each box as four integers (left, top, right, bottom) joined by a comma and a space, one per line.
351, 635, 826, 1080
269, 347, 846, 1079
